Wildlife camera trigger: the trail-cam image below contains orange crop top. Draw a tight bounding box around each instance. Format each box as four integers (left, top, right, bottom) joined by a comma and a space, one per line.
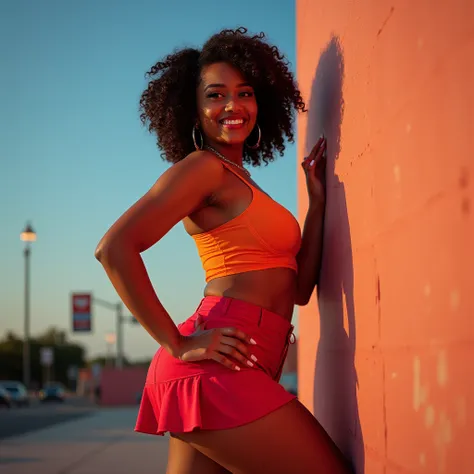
192, 161, 302, 282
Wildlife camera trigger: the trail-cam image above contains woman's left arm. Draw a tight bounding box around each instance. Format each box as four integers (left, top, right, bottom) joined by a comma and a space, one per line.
295, 136, 327, 306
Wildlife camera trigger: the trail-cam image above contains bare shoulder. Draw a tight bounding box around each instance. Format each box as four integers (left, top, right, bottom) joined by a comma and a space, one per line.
168, 150, 225, 180
151, 149, 225, 201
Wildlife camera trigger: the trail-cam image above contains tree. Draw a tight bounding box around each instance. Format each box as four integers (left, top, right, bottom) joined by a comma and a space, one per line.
37, 327, 67, 345
0, 328, 86, 387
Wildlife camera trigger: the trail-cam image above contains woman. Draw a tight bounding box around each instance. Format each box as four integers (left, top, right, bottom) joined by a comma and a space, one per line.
96, 27, 351, 474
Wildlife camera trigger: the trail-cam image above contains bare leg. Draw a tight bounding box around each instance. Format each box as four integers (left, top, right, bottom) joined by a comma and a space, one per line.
177, 400, 352, 474
167, 435, 230, 474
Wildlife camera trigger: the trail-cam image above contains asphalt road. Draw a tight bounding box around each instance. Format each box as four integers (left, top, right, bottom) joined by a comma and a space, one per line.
0, 398, 96, 440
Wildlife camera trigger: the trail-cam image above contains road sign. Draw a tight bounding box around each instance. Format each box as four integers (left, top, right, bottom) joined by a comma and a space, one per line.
72, 293, 92, 332
40, 347, 54, 367
67, 365, 78, 380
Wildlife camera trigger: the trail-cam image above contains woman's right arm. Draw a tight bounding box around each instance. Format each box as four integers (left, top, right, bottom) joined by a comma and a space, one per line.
94, 151, 225, 357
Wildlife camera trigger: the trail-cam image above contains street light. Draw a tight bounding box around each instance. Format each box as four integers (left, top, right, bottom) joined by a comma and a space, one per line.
105, 333, 116, 367
20, 222, 36, 389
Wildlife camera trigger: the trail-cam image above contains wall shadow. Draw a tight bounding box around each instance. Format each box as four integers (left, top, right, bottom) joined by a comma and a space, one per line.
304, 36, 365, 473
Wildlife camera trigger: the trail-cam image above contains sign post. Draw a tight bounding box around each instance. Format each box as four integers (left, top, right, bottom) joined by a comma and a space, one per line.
71, 293, 92, 332
70, 292, 140, 370
40, 346, 54, 384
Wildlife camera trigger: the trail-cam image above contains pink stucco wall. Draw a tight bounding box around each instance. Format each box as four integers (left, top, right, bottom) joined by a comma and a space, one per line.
100, 367, 147, 406
296, 1, 473, 472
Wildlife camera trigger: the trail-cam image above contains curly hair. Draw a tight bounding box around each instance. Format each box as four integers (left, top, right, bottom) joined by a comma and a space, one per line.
139, 27, 306, 166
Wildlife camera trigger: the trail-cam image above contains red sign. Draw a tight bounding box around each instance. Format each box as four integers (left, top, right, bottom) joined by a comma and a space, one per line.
71, 293, 92, 332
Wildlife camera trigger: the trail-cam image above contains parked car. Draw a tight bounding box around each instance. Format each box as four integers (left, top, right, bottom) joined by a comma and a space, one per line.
279, 372, 298, 397
39, 383, 66, 403
0, 386, 12, 409
0, 381, 29, 407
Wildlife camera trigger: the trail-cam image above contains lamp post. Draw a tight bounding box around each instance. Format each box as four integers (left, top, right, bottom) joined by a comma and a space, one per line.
20, 222, 36, 389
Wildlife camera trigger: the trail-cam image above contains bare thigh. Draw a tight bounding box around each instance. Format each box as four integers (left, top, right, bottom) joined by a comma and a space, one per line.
167, 435, 230, 474
177, 400, 353, 474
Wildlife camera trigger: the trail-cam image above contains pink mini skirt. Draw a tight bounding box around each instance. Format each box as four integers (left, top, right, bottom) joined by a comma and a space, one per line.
135, 296, 296, 436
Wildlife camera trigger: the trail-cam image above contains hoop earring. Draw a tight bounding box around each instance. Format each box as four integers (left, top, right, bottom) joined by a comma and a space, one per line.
246, 124, 261, 150
192, 125, 204, 151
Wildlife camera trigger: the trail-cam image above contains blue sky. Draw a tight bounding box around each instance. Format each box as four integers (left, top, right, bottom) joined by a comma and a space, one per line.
0, 0, 299, 360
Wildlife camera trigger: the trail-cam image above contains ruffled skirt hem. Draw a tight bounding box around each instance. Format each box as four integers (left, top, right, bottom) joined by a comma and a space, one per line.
135, 370, 296, 436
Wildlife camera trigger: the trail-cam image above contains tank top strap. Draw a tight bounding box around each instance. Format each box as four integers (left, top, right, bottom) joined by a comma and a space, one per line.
218, 159, 255, 190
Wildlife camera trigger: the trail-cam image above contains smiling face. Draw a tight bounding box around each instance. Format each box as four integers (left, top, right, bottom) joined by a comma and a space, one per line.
196, 62, 258, 148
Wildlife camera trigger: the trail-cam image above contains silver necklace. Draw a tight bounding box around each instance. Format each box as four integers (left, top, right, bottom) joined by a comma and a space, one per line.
204, 145, 251, 177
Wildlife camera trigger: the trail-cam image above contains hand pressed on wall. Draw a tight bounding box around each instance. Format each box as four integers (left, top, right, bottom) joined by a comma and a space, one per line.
301, 135, 327, 205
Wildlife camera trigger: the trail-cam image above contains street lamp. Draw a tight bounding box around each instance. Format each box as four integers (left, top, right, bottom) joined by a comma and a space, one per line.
105, 333, 116, 367
20, 222, 36, 389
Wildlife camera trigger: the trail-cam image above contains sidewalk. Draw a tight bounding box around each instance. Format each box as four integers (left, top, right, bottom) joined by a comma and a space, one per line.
0, 408, 169, 474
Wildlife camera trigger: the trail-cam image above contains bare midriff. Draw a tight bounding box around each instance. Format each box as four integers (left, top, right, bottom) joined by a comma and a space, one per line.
203, 267, 296, 321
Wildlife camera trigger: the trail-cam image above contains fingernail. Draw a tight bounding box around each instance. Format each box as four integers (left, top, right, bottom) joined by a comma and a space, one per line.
250, 338, 257, 345
310, 160, 315, 166
235, 366, 241, 371
250, 354, 258, 362
320, 134, 324, 140
247, 360, 254, 367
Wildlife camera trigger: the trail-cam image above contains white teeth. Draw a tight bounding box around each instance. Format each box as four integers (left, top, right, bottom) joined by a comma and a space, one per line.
222, 119, 244, 125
